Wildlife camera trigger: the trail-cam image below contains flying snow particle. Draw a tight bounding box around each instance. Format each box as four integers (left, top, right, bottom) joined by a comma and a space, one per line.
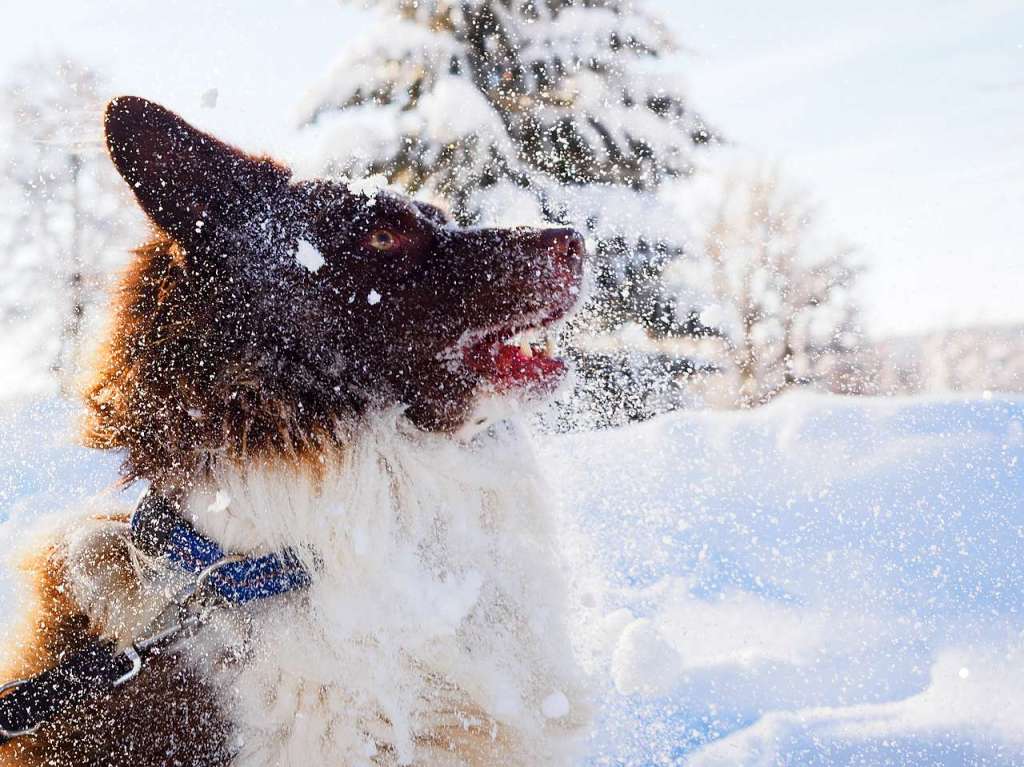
295, 238, 325, 273
541, 691, 570, 720
367, 289, 382, 305
208, 490, 231, 514
959, 667, 970, 679
201, 88, 219, 109
346, 174, 389, 203
611, 618, 683, 696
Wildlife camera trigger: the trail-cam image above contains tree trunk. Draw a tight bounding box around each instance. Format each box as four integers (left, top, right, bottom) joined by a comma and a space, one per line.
54, 153, 85, 394
736, 308, 758, 408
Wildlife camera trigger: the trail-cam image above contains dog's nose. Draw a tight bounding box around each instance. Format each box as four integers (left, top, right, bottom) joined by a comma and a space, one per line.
538, 227, 586, 269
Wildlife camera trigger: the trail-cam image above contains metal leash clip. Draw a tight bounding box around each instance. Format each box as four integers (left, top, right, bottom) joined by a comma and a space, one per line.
110, 554, 245, 688
0, 680, 42, 739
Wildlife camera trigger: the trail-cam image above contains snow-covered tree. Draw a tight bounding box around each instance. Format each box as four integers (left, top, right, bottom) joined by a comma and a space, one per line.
297, 0, 717, 425
298, 0, 711, 217
0, 55, 139, 390
673, 162, 862, 407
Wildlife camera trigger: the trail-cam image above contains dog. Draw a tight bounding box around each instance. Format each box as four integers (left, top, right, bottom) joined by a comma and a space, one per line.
0, 96, 590, 766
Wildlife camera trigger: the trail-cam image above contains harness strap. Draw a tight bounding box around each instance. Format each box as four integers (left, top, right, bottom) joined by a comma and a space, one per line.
130, 490, 312, 604
0, 489, 313, 745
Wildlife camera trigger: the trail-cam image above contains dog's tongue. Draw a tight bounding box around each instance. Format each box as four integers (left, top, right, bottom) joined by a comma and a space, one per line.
464, 338, 566, 393
492, 344, 565, 390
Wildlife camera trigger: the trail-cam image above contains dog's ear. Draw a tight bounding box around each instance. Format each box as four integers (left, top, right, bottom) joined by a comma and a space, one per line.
104, 96, 291, 246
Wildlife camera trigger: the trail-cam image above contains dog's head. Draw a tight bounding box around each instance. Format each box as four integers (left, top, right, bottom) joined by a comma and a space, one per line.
89, 97, 583, 479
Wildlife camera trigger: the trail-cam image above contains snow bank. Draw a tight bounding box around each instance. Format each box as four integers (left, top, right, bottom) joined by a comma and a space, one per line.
541, 391, 1024, 765
0, 398, 122, 612
1, 392, 1022, 765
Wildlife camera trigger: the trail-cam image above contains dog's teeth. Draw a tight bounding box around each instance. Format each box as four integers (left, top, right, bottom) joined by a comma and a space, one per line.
520, 337, 534, 358
522, 327, 542, 343
545, 336, 558, 356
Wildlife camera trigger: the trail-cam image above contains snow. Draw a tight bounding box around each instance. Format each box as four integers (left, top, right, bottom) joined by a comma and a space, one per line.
294, 237, 326, 273
2, 391, 1022, 765
294, 1, 706, 246
610, 617, 683, 697
540, 391, 1024, 765
200, 87, 218, 109
688, 646, 1024, 766
295, 17, 459, 127
543, 690, 572, 720
345, 173, 390, 201
416, 76, 500, 144
207, 489, 231, 513
367, 289, 382, 305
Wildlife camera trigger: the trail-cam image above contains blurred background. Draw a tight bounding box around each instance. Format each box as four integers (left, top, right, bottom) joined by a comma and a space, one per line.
0, 0, 1021, 424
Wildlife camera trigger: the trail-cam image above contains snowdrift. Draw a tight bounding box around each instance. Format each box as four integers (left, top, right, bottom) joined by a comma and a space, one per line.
543, 392, 1024, 765
2, 392, 1023, 765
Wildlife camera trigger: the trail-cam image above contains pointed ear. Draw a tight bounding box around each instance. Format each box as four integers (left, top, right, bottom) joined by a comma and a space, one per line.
104, 96, 291, 244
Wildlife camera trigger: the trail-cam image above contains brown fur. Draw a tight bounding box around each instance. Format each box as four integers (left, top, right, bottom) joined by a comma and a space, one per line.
83, 236, 344, 487
82, 97, 582, 489
0, 527, 232, 767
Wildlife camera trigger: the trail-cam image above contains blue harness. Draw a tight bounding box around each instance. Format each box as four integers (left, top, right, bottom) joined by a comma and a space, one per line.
129, 489, 312, 605
0, 490, 313, 744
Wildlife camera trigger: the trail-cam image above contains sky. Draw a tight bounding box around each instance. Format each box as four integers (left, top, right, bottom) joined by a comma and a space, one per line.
666, 0, 1024, 337
1, 0, 1021, 338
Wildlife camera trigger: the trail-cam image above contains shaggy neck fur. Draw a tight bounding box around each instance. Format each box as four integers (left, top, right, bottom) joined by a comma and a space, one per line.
69, 409, 589, 766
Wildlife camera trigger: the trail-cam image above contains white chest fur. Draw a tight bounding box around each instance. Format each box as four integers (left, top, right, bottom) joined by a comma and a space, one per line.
170, 411, 590, 766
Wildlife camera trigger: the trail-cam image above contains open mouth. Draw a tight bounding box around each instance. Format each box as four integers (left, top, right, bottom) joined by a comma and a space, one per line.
456, 227, 585, 396
462, 318, 568, 394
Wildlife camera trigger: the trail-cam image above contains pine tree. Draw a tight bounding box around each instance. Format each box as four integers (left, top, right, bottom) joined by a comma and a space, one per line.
297, 0, 717, 426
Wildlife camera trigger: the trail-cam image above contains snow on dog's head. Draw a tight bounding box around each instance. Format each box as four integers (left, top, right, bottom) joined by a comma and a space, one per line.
88, 96, 585, 481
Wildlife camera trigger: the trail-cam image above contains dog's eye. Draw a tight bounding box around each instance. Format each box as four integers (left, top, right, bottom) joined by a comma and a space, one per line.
369, 230, 398, 251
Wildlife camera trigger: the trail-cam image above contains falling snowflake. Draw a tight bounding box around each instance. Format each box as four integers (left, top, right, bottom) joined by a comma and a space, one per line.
295, 238, 325, 273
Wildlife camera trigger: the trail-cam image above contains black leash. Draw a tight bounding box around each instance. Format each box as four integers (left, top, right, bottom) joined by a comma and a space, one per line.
0, 640, 137, 744
0, 589, 208, 745
0, 489, 311, 745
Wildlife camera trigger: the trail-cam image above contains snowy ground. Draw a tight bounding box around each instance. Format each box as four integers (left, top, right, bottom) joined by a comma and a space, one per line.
2, 392, 1023, 765
544, 392, 1024, 766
